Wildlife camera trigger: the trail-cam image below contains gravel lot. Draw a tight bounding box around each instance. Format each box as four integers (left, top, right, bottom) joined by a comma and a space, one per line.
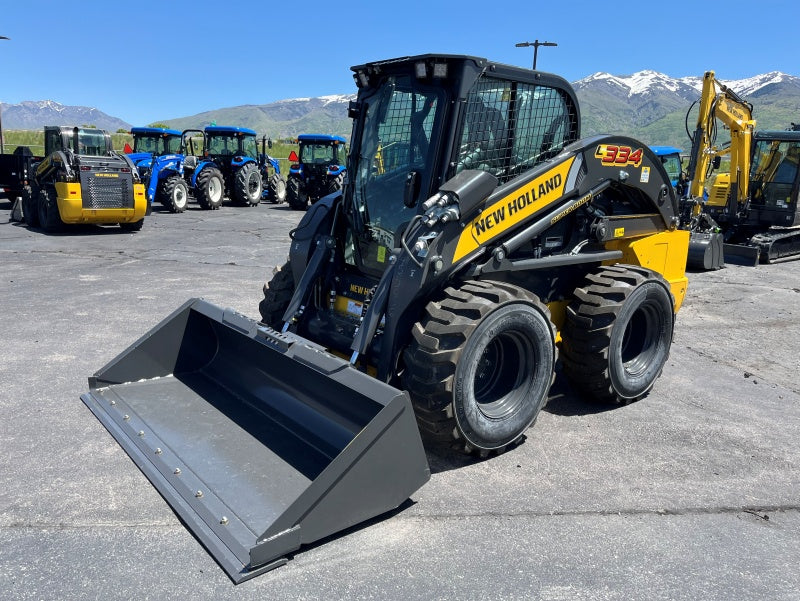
1, 198, 798, 600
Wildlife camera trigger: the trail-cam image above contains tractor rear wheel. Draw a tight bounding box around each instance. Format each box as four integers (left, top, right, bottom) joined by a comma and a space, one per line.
561, 265, 674, 403
258, 262, 295, 329
37, 185, 63, 232
195, 167, 224, 210
158, 176, 189, 213
287, 176, 307, 210
403, 280, 556, 454
234, 162, 262, 206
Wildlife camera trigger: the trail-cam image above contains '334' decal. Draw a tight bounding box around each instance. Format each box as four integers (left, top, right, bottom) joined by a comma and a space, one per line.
595, 144, 643, 168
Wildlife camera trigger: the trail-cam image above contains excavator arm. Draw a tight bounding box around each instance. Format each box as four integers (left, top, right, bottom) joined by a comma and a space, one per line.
686, 71, 756, 213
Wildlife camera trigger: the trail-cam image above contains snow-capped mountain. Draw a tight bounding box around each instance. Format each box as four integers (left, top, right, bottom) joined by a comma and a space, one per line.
576, 69, 799, 100
0, 100, 131, 131
574, 70, 800, 147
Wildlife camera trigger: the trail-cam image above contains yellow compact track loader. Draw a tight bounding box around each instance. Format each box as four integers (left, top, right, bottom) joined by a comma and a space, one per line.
82, 55, 689, 582
20, 126, 147, 231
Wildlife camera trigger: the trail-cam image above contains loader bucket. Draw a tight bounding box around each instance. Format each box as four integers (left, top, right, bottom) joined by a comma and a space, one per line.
81, 298, 430, 583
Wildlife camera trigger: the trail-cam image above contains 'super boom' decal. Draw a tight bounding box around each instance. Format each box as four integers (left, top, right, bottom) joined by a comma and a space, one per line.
595, 144, 643, 168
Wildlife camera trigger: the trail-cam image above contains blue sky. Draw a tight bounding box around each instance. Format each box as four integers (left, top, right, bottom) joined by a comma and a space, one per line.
1, 0, 797, 125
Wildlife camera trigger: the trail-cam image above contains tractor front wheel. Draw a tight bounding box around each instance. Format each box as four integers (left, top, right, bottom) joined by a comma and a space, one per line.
195, 167, 224, 210
158, 176, 189, 213
403, 280, 556, 454
268, 173, 287, 203
234, 162, 262, 206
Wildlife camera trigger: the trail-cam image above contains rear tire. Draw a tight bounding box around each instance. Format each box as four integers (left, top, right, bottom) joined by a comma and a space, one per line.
561, 265, 674, 403
258, 262, 295, 329
158, 176, 189, 213
287, 176, 307, 211
403, 280, 556, 453
195, 167, 224, 210
233, 162, 262, 206
37, 185, 63, 232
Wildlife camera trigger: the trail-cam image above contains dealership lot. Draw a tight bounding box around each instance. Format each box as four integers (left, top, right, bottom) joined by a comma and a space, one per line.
1, 200, 798, 600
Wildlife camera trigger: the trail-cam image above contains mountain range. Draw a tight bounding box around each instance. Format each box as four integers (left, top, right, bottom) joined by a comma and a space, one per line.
3, 71, 799, 150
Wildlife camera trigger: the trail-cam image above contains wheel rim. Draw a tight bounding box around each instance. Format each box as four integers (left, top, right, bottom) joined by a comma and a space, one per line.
248, 173, 260, 197
473, 330, 533, 420
620, 301, 663, 378
209, 177, 222, 202
174, 186, 187, 209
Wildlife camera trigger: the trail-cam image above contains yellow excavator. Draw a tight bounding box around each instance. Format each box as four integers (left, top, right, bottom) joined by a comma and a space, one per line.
683, 71, 800, 269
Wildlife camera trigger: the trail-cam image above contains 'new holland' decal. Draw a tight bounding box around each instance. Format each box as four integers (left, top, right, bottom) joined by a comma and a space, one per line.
452, 157, 575, 262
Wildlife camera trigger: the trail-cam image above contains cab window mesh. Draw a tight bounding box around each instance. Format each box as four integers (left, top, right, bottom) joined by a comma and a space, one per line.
456, 77, 578, 184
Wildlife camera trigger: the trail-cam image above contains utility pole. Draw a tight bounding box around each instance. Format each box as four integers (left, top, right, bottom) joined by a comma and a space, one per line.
515, 39, 557, 70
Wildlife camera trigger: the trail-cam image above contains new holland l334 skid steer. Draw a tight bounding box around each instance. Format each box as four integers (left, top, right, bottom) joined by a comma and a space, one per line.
82, 55, 690, 582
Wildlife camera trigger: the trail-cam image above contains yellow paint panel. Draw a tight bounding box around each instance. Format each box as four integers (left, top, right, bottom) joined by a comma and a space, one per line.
604, 230, 690, 312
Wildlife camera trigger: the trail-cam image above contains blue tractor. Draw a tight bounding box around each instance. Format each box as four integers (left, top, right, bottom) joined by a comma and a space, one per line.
193, 126, 285, 208
128, 127, 191, 212
286, 134, 347, 210
650, 145, 688, 197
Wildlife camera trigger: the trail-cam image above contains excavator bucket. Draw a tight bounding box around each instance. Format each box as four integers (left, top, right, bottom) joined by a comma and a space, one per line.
81, 298, 430, 583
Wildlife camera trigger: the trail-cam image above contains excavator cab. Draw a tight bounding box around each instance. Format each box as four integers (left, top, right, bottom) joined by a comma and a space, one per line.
748, 131, 800, 227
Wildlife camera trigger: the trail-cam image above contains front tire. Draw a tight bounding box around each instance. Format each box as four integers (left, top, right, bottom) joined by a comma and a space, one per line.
561, 265, 674, 403
158, 176, 189, 213
233, 162, 262, 206
195, 167, 224, 210
403, 280, 556, 453
258, 262, 295, 328
268, 173, 287, 203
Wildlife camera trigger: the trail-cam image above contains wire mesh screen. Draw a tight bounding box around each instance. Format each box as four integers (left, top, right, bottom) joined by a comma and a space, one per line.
456, 77, 578, 184
377, 90, 439, 173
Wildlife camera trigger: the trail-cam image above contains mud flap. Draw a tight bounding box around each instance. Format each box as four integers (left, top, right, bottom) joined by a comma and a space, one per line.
81, 298, 430, 583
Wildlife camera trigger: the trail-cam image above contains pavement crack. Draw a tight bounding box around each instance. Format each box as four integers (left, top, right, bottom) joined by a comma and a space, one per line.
415, 504, 800, 520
